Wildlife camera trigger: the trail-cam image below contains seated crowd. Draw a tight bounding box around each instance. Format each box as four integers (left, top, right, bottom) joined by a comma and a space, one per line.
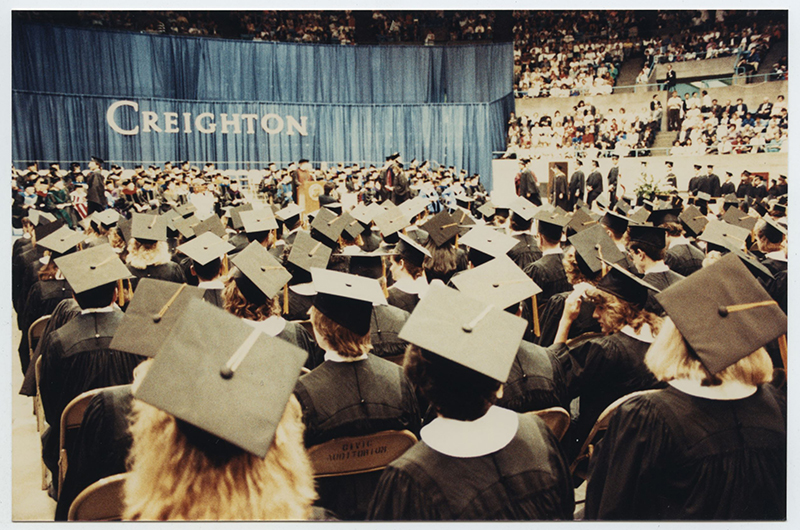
12, 151, 787, 521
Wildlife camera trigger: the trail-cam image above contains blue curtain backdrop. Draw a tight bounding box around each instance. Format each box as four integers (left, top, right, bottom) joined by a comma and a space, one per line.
13, 23, 513, 189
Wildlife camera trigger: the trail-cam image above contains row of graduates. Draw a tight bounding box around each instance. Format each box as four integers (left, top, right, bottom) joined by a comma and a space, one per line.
13, 180, 786, 520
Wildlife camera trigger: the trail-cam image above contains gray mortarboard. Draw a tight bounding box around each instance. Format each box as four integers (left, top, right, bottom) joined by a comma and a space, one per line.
695, 191, 712, 203
275, 203, 303, 224
477, 202, 496, 220
310, 208, 347, 244
763, 217, 787, 240
36, 225, 85, 256
177, 232, 234, 266
421, 211, 460, 247
324, 202, 343, 216
596, 260, 659, 308
753, 200, 769, 217
229, 203, 254, 230
404, 226, 429, 247
116, 218, 133, 243
698, 220, 750, 252
647, 207, 681, 227
509, 197, 537, 222
398, 283, 526, 382
93, 209, 121, 229
565, 208, 597, 235
459, 225, 518, 259
595, 195, 610, 210
399, 196, 430, 220
723, 193, 739, 207
373, 203, 411, 238
628, 223, 667, 249
451, 255, 541, 311
455, 195, 475, 209
310, 267, 385, 336
340, 212, 365, 239
54, 244, 131, 294
349, 203, 375, 227
170, 215, 195, 240
451, 207, 476, 236
91, 156, 105, 165
240, 209, 278, 235
29, 209, 56, 226
131, 212, 168, 242
134, 299, 307, 457
568, 224, 626, 276
110, 278, 204, 357
678, 205, 708, 238
628, 207, 650, 225
192, 214, 228, 239
656, 253, 786, 374
287, 230, 333, 272
231, 241, 292, 304
613, 200, 631, 216
730, 247, 774, 281
771, 202, 786, 216
535, 210, 568, 241
365, 202, 386, 221
396, 233, 431, 268
34, 219, 65, 241
721, 207, 758, 231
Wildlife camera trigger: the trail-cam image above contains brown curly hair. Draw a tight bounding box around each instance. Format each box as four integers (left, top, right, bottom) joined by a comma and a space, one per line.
309, 306, 370, 358
584, 287, 662, 335
222, 276, 280, 321
562, 246, 600, 285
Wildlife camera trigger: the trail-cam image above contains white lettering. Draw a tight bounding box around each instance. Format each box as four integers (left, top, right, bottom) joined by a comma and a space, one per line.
195, 113, 216, 134
142, 111, 162, 133
240, 114, 258, 134
286, 116, 308, 136
106, 100, 139, 135
261, 114, 285, 134
164, 112, 179, 133
182, 112, 193, 133
220, 113, 241, 134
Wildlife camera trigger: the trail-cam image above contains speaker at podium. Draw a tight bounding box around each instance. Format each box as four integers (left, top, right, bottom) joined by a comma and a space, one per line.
300, 180, 324, 213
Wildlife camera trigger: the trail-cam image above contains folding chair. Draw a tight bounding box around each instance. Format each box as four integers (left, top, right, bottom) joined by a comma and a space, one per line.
307, 430, 417, 478
67, 473, 128, 521
527, 407, 570, 441
35, 356, 49, 490
58, 387, 108, 499
28, 314, 51, 360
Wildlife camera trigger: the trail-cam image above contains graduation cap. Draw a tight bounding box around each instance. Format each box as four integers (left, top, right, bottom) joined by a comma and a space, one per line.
627, 207, 650, 225
534, 210, 568, 241
454, 195, 475, 209
647, 207, 681, 227
228, 203, 254, 230
34, 218, 65, 241
398, 283, 526, 383
595, 195, 610, 210
656, 253, 786, 374
596, 261, 659, 308
239, 209, 278, 235
399, 196, 430, 220
628, 223, 667, 249
131, 212, 168, 242
451, 256, 541, 311
91, 156, 105, 165
721, 207, 757, 231
110, 279, 205, 357
459, 225, 518, 259
698, 220, 750, 252
93, 209, 121, 229
134, 299, 307, 458
723, 193, 739, 207
231, 241, 292, 304
275, 203, 303, 224
349, 203, 375, 226
192, 214, 228, 239
677, 205, 707, 238
404, 226, 429, 247
753, 200, 769, 217
762, 217, 787, 240
310, 208, 347, 245
29, 209, 57, 226
340, 212, 365, 240
287, 230, 333, 272
613, 200, 631, 216
54, 244, 131, 294
420, 211, 460, 247
323, 202, 343, 216
310, 267, 385, 336
373, 203, 411, 238
477, 202, 496, 220
565, 208, 597, 235
395, 233, 431, 268
771, 202, 786, 216
36, 225, 85, 256
509, 197, 537, 222
177, 232, 234, 266
568, 224, 626, 276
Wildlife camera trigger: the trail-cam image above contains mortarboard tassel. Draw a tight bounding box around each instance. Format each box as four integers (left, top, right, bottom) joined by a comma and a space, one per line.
117, 279, 126, 306
531, 295, 541, 338
283, 283, 289, 315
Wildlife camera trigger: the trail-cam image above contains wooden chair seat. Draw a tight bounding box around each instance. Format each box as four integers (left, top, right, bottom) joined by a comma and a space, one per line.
527, 406, 570, 441
308, 430, 417, 478
68, 473, 127, 521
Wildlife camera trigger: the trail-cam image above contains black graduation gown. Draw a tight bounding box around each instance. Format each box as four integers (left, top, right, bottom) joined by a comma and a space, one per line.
201, 287, 224, 308
275, 320, 324, 371
285, 288, 314, 322
585, 385, 786, 520
761, 257, 787, 315
523, 253, 573, 306
55, 385, 133, 520
40, 310, 145, 481
386, 285, 420, 314
14, 245, 46, 317
720, 181, 736, 196
553, 332, 664, 459
586, 170, 603, 206
552, 175, 570, 211
518, 170, 541, 206
507, 233, 543, 270
498, 340, 569, 413
642, 269, 685, 315
369, 304, 410, 359
20, 298, 82, 397
536, 291, 601, 348
12, 239, 35, 313
607, 166, 619, 202
366, 413, 574, 520
126, 261, 186, 290
568, 170, 585, 211
360, 231, 383, 253
665, 243, 704, 277
294, 355, 421, 520
18, 279, 74, 374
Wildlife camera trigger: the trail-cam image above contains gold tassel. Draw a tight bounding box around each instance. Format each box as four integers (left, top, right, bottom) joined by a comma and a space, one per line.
778, 334, 788, 371
117, 279, 125, 306
532, 295, 541, 338
283, 283, 289, 315
221, 254, 229, 276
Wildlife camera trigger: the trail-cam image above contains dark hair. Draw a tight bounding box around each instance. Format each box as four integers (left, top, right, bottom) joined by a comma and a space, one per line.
423, 241, 458, 284
391, 254, 424, 279
629, 241, 665, 261
661, 221, 683, 238
73, 282, 117, 309
192, 257, 221, 282
509, 213, 532, 232
403, 345, 500, 421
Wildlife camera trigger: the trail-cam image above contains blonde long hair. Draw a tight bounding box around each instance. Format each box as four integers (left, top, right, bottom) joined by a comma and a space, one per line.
125, 239, 172, 269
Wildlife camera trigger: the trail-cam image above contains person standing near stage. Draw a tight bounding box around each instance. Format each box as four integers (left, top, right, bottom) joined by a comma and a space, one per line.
518, 158, 542, 206
664, 161, 677, 189
568, 159, 586, 211
586, 160, 603, 208
551, 169, 570, 211
85, 156, 107, 215
607, 154, 619, 204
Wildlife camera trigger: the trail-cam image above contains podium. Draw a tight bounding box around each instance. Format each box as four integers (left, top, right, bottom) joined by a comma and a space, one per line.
299, 180, 324, 213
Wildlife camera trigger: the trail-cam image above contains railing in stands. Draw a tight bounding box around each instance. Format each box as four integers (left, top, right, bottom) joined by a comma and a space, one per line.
494, 143, 786, 159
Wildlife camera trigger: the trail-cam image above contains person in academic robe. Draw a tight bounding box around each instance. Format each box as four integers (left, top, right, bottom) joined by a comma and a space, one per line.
585, 254, 786, 520
45, 178, 75, 228
39, 245, 145, 492
366, 284, 574, 520
551, 169, 570, 211
391, 165, 411, 206
705, 164, 721, 197
507, 203, 543, 270
568, 160, 586, 212
125, 214, 185, 290
606, 155, 619, 204
523, 215, 572, 307
85, 156, 107, 215
176, 232, 232, 308
387, 234, 430, 314
663, 161, 677, 189
517, 158, 542, 206
658, 213, 705, 277
627, 224, 684, 314
720, 171, 736, 196
586, 160, 603, 208
550, 264, 665, 460
294, 269, 421, 520
754, 218, 787, 315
